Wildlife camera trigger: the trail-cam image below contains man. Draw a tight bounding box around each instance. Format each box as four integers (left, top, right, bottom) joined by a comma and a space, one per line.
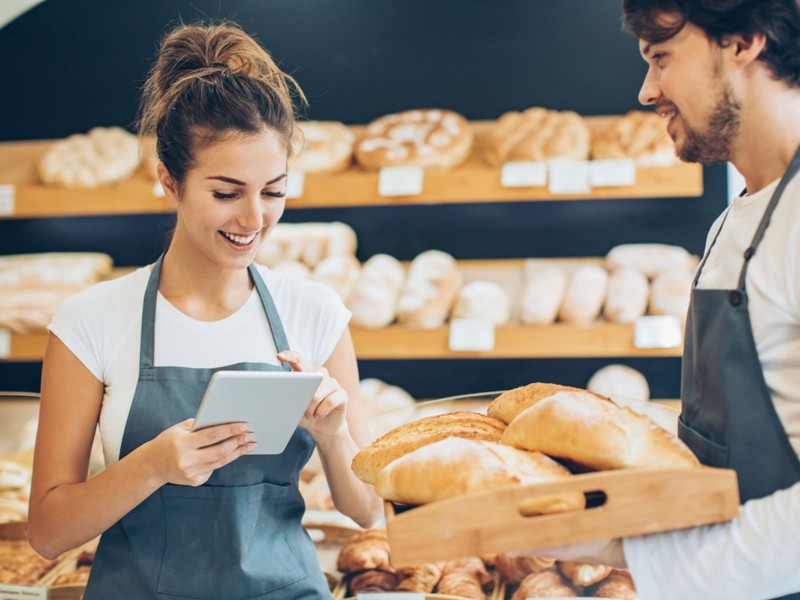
545, 2, 800, 598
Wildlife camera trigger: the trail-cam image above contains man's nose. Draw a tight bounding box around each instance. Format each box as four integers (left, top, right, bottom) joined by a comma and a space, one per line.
638, 67, 661, 106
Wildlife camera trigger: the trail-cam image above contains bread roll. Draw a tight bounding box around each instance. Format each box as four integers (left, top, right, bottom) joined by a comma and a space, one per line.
487, 382, 610, 425
451, 280, 511, 325
356, 109, 474, 171
352, 411, 506, 485
649, 268, 693, 321
587, 365, 650, 403
590, 569, 638, 599
312, 254, 361, 301
396, 250, 462, 328
558, 265, 609, 324
374, 438, 582, 508
435, 571, 486, 600
290, 120, 355, 174
558, 561, 613, 587
501, 390, 700, 470
606, 244, 695, 279
347, 254, 405, 329
336, 529, 391, 572
591, 110, 676, 166
395, 563, 442, 593
347, 569, 399, 594
603, 267, 650, 324
441, 556, 493, 588
510, 569, 579, 600
495, 554, 556, 585
519, 267, 569, 325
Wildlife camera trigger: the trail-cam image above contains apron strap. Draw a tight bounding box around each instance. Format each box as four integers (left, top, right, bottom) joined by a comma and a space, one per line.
248, 263, 293, 367
693, 207, 732, 287
139, 255, 163, 369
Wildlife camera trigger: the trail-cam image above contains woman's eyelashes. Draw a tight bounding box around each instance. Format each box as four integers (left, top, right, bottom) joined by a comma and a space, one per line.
212, 189, 286, 200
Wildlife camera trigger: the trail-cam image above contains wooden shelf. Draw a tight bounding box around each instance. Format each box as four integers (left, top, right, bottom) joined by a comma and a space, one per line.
0, 118, 703, 219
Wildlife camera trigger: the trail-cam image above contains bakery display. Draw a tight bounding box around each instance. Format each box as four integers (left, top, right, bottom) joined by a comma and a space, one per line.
355, 109, 474, 171
396, 250, 463, 328
38, 126, 141, 188
591, 110, 676, 167
347, 254, 406, 329
290, 120, 355, 174
451, 280, 512, 325
482, 107, 591, 166
587, 365, 650, 403
590, 569, 638, 599
500, 390, 700, 470
351, 411, 506, 485
0, 539, 57, 584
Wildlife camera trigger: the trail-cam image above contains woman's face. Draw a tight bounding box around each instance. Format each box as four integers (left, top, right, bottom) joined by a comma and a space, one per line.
170, 129, 288, 271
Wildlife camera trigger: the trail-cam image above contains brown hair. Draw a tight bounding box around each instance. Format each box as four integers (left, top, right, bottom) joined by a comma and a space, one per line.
138, 21, 307, 190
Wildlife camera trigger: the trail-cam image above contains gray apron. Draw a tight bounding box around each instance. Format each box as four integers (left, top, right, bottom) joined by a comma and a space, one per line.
679, 149, 800, 599
84, 257, 331, 599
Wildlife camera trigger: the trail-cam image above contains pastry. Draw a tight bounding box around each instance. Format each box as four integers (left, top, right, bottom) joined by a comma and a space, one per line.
495, 554, 556, 585
558, 560, 613, 587
510, 569, 580, 599
336, 529, 391, 572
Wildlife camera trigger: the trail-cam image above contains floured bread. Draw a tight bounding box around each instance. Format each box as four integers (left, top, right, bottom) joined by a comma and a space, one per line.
482, 107, 591, 166
0, 253, 113, 287
39, 126, 141, 188
451, 280, 511, 325
519, 267, 568, 325
501, 390, 700, 470
0, 461, 29, 491
558, 264, 609, 324
588, 365, 650, 403
592, 110, 676, 166
355, 109, 474, 170
603, 267, 650, 324
312, 255, 361, 301
488, 382, 610, 425
605, 244, 696, 279
649, 268, 693, 321
396, 250, 462, 328
351, 411, 506, 485
256, 222, 357, 267
375, 438, 582, 510
291, 120, 355, 174
347, 254, 406, 329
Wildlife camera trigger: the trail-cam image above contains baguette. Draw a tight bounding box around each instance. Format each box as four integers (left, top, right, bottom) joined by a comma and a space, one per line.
487, 382, 610, 425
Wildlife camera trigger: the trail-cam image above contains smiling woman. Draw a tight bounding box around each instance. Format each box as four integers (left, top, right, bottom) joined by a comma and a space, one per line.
28, 20, 382, 600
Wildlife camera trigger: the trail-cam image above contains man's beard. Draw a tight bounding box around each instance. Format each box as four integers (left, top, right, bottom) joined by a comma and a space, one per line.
678, 62, 742, 164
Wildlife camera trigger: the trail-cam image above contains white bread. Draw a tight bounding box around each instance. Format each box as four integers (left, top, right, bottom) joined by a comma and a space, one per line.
558, 264, 609, 324
312, 255, 361, 301
519, 267, 568, 325
347, 254, 405, 329
606, 244, 696, 279
451, 280, 511, 325
591, 110, 677, 166
359, 378, 417, 437
500, 390, 699, 470
351, 411, 506, 485
256, 222, 357, 267
488, 382, 611, 425
0, 252, 113, 287
375, 438, 582, 510
290, 120, 355, 174
649, 268, 693, 321
396, 250, 462, 328
355, 109, 474, 171
603, 267, 650, 324
587, 364, 650, 403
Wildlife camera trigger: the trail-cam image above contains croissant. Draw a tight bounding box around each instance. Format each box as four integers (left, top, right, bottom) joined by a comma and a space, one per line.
395, 563, 443, 593
436, 571, 486, 600
590, 569, 638, 599
347, 568, 398, 594
336, 529, 390, 573
558, 560, 613, 586
495, 553, 556, 585
510, 569, 580, 600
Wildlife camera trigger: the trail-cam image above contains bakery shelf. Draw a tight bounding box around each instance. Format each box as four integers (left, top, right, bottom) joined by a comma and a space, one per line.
0, 117, 703, 219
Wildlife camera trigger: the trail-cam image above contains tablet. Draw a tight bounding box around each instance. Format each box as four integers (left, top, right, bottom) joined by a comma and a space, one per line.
192, 370, 323, 455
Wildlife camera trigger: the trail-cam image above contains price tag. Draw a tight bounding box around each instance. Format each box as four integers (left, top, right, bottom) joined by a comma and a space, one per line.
378, 166, 424, 197
0, 184, 15, 216
152, 181, 165, 198
500, 161, 547, 187
548, 160, 591, 194
286, 171, 305, 199
0, 329, 10, 359
634, 315, 683, 349
448, 318, 496, 352
590, 159, 636, 187
357, 594, 424, 600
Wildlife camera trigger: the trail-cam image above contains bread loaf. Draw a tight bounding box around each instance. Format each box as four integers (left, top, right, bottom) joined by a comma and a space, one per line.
603, 267, 650, 324
558, 264, 609, 324
591, 110, 676, 166
606, 244, 696, 279
495, 554, 556, 585
374, 438, 582, 508
312, 255, 361, 301
451, 280, 511, 325
396, 250, 462, 328
519, 267, 569, 325
500, 390, 700, 470
441, 556, 493, 589
256, 222, 357, 267
395, 563, 442, 593
558, 560, 613, 587
290, 120, 354, 174
347, 254, 405, 329
590, 569, 638, 599
336, 529, 391, 572
587, 365, 650, 403
487, 382, 610, 425
352, 411, 506, 485
435, 571, 486, 600
510, 569, 579, 600
649, 268, 693, 321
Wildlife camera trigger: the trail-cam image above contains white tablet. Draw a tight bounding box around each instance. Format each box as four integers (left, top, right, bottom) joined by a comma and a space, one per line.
192, 370, 323, 455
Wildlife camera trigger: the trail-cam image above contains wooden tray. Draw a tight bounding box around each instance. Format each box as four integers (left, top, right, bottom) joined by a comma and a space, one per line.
384, 467, 739, 568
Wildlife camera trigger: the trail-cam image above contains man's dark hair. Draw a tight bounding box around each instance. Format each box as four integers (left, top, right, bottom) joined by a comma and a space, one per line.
622, 0, 800, 87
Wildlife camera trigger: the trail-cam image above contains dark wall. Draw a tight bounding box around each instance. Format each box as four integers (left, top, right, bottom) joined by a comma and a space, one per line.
0, 0, 727, 396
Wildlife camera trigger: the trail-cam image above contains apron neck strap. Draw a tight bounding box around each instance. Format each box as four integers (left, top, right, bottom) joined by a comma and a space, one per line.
248, 263, 292, 356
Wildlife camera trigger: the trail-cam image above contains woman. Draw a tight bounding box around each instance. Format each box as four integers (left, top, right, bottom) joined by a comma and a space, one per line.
28, 21, 382, 599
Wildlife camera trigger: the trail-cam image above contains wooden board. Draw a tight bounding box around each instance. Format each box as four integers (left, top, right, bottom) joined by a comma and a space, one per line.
384, 467, 739, 568
0, 118, 703, 219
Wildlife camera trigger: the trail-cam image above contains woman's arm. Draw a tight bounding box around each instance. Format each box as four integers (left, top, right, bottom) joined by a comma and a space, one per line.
29, 334, 257, 559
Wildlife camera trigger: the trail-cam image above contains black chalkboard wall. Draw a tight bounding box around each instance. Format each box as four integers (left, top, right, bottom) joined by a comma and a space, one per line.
0, 0, 727, 398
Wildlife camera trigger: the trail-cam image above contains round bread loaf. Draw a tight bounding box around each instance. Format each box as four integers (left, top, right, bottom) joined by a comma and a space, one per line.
351, 411, 506, 485
591, 110, 676, 166
355, 109, 474, 170
587, 365, 650, 403
487, 382, 611, 425
396, 250, 462, 329
290, 120, 355, 174
374, 438, 582, 508
347, 254, 405, 329
500, 390, 700, 470
451, 280, 512, 325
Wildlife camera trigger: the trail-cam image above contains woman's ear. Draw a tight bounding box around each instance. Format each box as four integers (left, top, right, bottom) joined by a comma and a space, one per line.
157, 163, 180, 208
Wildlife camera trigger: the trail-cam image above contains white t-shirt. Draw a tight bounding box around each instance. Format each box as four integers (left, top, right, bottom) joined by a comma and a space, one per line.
624, 175, 800, 599
49, 264, 351, 466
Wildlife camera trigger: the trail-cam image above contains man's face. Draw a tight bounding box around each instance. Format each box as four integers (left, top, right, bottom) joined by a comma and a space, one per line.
638, 17, 742, 163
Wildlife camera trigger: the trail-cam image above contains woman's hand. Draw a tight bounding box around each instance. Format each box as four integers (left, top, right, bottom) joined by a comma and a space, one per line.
146, 419, 257, 486
277, 350, 348, 442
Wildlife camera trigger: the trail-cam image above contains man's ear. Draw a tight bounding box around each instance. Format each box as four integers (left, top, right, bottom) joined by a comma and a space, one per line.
157, 163, 180, 208
729, 32, 767, 67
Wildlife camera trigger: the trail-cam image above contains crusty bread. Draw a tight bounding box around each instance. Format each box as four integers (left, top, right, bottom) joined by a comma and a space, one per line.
603, 267, 649, 324
396, 250, 462, 328
501, 390, 700, 470
451, 280, 512, 325
519, 267, 568, 325
487, 382, 611, 425
374, 438, 582, 507
558, 264, 609, 324
290, 120, 355, 174
352, 411, 506, 485
591, 110, 676, 166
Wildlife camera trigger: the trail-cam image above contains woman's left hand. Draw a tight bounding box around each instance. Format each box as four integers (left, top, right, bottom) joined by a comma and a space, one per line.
277, 350, 348, 441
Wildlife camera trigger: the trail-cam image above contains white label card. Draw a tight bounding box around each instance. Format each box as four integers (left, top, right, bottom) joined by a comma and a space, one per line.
590, 159, 637, 187
500, 161, 548, 187
286, 171, 305, 199
0, 185, 15, 216
356, 594, 424, 600
0, 329, 9, 359
634, 315, 683, 349
548, 160, 591, 194
152, 181, 165, 198
0, 585, 49, 599
378, 166, 424, 197
449, 318, 496, 352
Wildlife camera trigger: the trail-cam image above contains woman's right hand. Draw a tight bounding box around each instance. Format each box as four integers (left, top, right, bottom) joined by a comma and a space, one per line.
145, 419, 257, 486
